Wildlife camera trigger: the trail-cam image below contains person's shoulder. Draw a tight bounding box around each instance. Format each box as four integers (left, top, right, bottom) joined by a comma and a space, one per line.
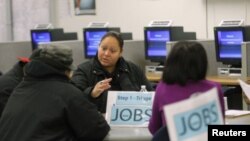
155, 81, 173, 97
0, 73, 21, 88
125, 59, 137, 65
124, 60, 141, 70
77, 59, 94, 69
0, 76, 13, 89
58, 82, 83, 97
157, 81, 165, 86
0, 75, 15, 84
78, 59, 93, 66
156, 80, 168, 91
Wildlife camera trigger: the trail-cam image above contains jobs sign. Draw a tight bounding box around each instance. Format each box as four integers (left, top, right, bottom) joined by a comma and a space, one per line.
163, 88, 223, 141
106, 91, 155, 127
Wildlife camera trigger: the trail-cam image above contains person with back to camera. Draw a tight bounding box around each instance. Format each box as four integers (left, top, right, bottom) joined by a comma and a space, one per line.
71, 31, 153, 113
0, 50, 40, 117
0, 44, 110, 141
148, 41, 225, 141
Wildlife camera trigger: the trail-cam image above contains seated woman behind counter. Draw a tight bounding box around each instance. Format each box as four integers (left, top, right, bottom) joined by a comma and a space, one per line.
71, 31, 153, 113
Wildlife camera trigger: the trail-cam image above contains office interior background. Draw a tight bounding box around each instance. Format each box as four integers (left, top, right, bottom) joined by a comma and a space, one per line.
1, 0, 250, 133
0, 0, 250, 42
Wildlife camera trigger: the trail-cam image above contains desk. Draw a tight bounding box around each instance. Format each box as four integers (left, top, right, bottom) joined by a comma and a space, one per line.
206, 76, 241, 85
104, 127, 152, 141
146, 73, 161, 82
146, 72, 248, 85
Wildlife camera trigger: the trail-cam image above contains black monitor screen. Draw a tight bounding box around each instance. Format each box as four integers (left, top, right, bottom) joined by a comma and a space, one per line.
31, 31, 51, 50
214, 27, 244, 66
144, 27, 171, 64
84, 29, 108, 58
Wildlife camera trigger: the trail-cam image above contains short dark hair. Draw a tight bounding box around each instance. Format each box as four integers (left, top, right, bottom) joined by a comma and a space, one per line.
100, 31, 124, 49
162, 41, 208, 86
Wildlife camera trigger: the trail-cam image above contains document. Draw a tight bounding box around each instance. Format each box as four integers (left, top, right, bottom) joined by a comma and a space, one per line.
105, 91, 155, 127
163, 88, 223, 141
226, 109, 250, 118
238, 79, 250, 101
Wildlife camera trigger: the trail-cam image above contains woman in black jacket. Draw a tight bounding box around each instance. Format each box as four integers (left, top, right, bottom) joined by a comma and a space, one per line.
0, 52, 40, 117
71, 31, 153, 113
0, 61, 25, 117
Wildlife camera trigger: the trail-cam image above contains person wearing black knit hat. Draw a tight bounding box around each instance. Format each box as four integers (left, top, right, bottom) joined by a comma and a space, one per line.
0, 44, 110, 141
0, 49, 40, 117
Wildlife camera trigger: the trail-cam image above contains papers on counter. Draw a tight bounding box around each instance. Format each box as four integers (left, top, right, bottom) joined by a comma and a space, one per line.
238, 79, 250, 101
226, 109, 250, 118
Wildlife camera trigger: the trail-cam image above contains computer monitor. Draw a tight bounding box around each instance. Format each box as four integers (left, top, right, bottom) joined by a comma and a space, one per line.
83, 28, 108, 58
144, 27, 171, 65
31, 30, 51, 50
214, 26, 245, 68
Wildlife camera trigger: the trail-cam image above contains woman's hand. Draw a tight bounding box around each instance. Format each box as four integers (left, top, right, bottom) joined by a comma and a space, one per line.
91, 78, 112, 98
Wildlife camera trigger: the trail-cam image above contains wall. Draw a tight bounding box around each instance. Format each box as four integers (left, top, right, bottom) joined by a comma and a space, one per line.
207, 0, 250, 38
0, 0, 12, 42
0, 41, 32, 73
51, 0, 207, 40
12, 0, 50, 41
2, 0, 250, 42
51, 0, 250, 41
0, 0, 51, 42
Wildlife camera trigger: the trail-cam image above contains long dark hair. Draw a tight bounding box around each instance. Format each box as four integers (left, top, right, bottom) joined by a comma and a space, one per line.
162, 41, 208, 86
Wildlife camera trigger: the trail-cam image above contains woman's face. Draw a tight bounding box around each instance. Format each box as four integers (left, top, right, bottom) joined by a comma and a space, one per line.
97, 36, 122, 68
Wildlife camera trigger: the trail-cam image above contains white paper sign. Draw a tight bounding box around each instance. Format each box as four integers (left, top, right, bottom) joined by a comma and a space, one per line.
163, 88, 223, 141
238, 79, 250, 100
105, 91, 155, 127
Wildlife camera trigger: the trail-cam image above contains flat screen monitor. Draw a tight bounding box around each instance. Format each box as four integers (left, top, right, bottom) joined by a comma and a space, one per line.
31, 30, 51, 50
214, 27, 245, 67
144, 27, 171, 65
83, 28, 108, 58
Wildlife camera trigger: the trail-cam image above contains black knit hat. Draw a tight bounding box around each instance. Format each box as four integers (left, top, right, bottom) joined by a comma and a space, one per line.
33, 44, 75, 71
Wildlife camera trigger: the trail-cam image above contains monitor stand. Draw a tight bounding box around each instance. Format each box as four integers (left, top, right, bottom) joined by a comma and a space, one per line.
218, 66, 242, 77
145, 65, 164, 79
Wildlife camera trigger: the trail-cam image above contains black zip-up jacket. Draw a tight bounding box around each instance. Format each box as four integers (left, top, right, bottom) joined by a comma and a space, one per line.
71, 57, 153, 113
0, 60, 110, 141
0, 62, 24, 117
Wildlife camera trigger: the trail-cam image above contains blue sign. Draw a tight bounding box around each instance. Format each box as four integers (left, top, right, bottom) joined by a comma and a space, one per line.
107, 92, 154, 126
173, 101, 222, 141
110, 105, 152, 125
